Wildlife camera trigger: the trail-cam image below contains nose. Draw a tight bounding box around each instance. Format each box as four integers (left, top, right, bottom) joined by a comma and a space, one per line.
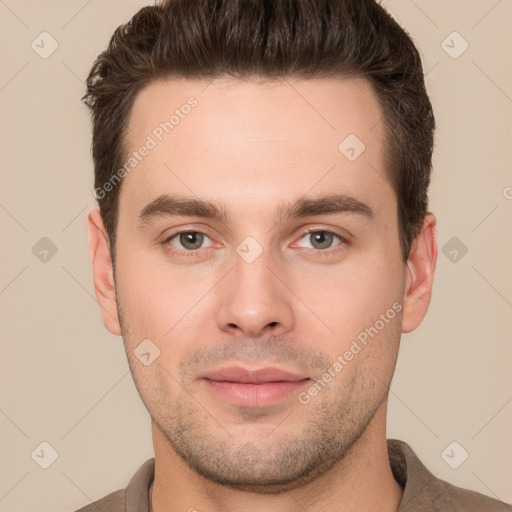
215, 249, 294, 338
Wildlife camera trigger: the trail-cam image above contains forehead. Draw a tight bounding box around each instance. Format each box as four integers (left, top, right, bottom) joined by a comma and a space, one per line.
119, 76, 393, 224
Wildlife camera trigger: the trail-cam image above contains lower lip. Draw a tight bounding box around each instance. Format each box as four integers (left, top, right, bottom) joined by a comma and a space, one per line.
201, 379, 311, 407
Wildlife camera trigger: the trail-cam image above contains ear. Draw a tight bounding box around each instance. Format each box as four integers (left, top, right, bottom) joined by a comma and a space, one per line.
401, 212, 438, 334
88, 209, 122, 336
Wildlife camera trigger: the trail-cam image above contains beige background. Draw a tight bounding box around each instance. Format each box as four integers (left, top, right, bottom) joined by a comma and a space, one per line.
1, 1, 511, 511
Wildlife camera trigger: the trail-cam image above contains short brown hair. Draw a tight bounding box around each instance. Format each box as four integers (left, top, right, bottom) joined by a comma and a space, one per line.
83, 0, 435, 265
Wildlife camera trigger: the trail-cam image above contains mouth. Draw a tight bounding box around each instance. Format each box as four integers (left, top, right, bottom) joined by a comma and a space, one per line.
198, 366, 312, 408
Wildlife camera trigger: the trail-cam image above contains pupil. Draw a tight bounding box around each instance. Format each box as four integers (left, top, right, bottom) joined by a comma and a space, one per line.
181, 232, 203, 249
313, 231, 332, 249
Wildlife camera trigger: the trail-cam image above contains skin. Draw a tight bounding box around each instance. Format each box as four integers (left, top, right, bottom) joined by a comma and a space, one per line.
89, 76, 437, 512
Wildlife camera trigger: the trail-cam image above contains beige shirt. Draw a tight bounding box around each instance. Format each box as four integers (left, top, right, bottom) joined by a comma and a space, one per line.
73, 439, 511, 511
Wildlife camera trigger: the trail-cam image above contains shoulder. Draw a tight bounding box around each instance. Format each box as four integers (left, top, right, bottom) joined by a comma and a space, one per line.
430, 475, 512, 511
388, 439, 512, 512
71, 489, 125, 512
69, 457, 154, 512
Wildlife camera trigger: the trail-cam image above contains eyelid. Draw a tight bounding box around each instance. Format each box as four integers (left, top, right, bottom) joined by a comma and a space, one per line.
162, 226, 350, 255
291, 227, 349, 250
163, 228, 216, 252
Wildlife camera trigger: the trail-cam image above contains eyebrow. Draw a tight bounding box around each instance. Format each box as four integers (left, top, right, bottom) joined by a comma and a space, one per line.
137, 193, 375, 229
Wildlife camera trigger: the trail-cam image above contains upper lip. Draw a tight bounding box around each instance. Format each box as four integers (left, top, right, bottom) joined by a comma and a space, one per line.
199, 366, 309, 383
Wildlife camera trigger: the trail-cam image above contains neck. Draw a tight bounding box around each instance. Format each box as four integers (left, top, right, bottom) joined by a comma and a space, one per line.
149, 404, 403, 512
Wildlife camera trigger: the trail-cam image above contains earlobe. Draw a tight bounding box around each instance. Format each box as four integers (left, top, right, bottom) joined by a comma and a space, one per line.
401, 213, 438, 334
88, 209, 122, 336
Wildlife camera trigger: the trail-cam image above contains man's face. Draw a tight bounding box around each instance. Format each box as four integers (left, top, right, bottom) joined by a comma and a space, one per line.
112, 77, 407, 491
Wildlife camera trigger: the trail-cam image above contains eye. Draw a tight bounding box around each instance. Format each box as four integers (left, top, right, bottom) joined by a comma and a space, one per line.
295, 230, 345, 251
165, 230, 214, 251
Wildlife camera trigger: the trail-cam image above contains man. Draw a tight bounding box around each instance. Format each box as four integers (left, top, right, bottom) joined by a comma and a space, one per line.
77, 0, 511, 510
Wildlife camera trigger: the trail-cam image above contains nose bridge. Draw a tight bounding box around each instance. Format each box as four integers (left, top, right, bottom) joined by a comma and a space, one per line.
216, 240, 294, 336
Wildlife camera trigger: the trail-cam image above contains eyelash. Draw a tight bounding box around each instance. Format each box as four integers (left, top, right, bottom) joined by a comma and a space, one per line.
162, 229, 215, 258
297, 228, 349, 255
162, 228, 349, 258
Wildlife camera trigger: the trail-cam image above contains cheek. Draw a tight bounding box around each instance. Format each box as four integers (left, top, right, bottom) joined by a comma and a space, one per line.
294, 256, 401, 334
115, 248, 217, 344
114, 250, 170, 339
